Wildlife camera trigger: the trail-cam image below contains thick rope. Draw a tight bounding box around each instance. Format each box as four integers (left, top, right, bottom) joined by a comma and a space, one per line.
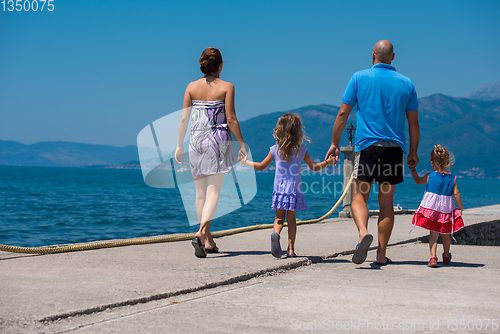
0, 174, 354, 254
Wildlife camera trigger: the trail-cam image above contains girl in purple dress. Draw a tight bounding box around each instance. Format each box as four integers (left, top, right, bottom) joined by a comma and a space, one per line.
243, 113, 333, 258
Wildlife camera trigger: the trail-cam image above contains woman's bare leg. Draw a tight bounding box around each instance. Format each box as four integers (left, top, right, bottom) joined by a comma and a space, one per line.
200, 173, 224, 250
193, 176, 208, 245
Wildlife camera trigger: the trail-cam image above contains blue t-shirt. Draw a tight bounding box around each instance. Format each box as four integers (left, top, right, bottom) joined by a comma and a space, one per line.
342, 63, 418, 152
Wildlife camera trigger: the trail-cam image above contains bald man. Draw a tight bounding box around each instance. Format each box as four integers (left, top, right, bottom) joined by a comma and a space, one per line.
326, 40, 420, 265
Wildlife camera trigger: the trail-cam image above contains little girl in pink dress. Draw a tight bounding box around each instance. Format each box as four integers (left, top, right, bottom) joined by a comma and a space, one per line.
410, 144, 464, 267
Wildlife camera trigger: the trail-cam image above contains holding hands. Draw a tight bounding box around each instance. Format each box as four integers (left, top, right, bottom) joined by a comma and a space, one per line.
325, 143, 340, 166
407, 151, 419, 171
238, 145, 248, 163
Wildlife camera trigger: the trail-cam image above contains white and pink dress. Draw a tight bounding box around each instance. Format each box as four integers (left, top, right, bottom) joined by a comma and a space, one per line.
412, 172, 464, 234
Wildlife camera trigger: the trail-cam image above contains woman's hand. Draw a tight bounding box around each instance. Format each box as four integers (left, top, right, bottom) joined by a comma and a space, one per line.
175, 147, 185, 164
237, 145, 247, 163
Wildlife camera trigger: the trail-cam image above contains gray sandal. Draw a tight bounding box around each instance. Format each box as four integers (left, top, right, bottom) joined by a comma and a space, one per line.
352, 234, 373, 264
191, 238, 206, 258
271, 233, 282, 258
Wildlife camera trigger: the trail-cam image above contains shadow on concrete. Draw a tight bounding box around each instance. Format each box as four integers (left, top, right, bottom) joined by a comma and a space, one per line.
212, 250, 271, 258
355, 260, 485, 269
321, 258, 352, 264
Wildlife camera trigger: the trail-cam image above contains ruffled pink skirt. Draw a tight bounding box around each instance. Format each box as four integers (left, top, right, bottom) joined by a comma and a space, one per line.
412, 206, 464, 234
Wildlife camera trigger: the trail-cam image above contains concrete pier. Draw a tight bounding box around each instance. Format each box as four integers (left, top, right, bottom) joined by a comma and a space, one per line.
1, 205, 499, 333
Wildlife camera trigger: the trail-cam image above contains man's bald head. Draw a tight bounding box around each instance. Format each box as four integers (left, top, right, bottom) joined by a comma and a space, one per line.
372, 40, 395, 65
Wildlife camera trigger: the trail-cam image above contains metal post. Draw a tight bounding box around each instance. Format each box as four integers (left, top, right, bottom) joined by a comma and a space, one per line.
339, 145, 354, 218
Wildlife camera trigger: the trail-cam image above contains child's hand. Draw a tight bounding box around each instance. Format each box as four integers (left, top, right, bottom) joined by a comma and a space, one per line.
326, 155, 334, 166
325, 144, 340, 166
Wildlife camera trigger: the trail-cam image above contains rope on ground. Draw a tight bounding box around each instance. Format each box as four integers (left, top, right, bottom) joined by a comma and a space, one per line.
0, 174, 354, 254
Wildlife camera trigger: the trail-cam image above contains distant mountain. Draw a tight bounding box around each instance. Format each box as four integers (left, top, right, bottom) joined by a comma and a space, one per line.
417, 94, 500, 177
466, 81, 500, 101
240, 104, 349, 162
2, 89, 499, 177
240, 95, 500, 178
0, 141, 138, 167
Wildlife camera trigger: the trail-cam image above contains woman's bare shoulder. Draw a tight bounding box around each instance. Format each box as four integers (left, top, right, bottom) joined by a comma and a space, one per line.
219, 80, 234, 94
186, 78, 203, 88
216, 78, 233, 88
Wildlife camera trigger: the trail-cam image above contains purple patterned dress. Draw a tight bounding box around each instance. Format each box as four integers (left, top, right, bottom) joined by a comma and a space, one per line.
189, 100, 234, 179
270, 144, 308, 212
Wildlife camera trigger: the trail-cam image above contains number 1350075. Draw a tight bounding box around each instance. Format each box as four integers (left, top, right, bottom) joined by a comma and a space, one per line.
2, 0, 54, 11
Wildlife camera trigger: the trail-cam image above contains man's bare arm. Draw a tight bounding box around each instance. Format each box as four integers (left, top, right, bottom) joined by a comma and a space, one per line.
325, 103, 353, 165
406, 110, 420, 170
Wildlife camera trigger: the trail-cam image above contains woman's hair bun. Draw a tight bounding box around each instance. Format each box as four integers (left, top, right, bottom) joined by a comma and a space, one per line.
199, 47, 223, 75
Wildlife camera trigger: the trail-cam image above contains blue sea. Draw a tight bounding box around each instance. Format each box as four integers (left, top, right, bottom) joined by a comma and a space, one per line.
1, 166, 499, 247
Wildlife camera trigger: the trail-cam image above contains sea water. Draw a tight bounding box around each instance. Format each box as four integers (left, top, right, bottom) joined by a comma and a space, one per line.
0, 166, 498, 247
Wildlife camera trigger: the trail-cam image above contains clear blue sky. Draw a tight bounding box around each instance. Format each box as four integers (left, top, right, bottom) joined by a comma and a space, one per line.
1, 0, 499, 146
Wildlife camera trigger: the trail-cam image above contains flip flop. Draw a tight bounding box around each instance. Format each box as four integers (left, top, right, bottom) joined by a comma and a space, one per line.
287, 247, 297, 258
204, 243, 219, 253
352, 234, 373, 264
271, 233, 282, 258
191, 237, 206, 258
376, 257, 392, 266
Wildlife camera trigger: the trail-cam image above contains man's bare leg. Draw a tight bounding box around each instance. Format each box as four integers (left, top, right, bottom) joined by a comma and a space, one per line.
352, 179, 371, 243
351, 179, 375, 264
376, 182, 396, 263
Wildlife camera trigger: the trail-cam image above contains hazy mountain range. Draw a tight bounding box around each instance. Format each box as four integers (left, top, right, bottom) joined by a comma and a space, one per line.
0, 141, 138, 168
1, 81, 499, 177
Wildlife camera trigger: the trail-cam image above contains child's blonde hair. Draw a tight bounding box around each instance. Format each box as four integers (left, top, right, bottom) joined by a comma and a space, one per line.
273, 113, 309, 162
431, 144, 454, 171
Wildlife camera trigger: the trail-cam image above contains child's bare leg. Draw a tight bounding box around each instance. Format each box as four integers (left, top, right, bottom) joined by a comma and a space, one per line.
274, 210, 286, 235
286, 210, 297, 254
429, 231, 439, 258
442, 234, 451, 257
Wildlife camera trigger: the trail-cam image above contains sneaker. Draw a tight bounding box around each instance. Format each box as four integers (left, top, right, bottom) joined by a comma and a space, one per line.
428, 256, 438, 267
442, 252, 452, 265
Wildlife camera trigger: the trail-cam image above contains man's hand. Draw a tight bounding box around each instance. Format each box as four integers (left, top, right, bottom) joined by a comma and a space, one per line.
325, 143, 340, 166
407, 151, 419, 171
